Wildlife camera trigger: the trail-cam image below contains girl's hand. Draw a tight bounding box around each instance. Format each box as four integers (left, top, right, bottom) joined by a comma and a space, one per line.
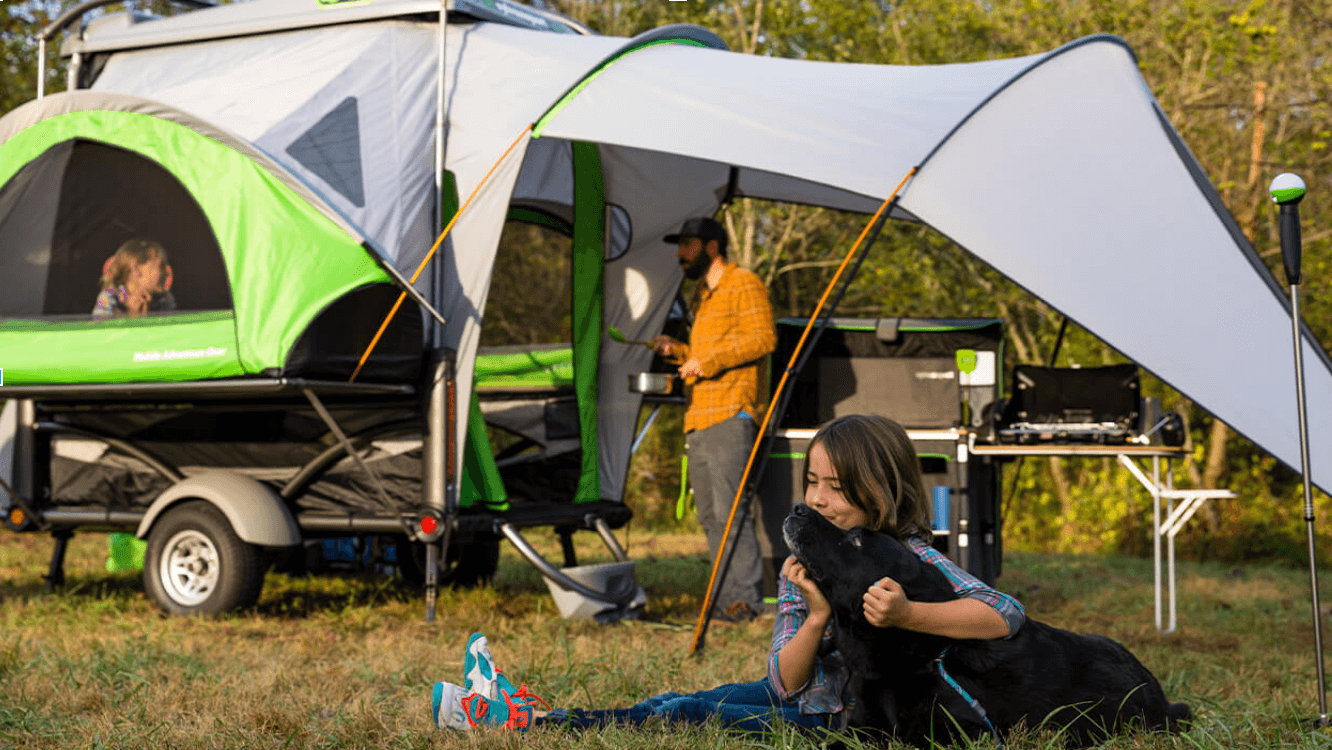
863, 577, 913, 628
126, 287, 151, 316
782, 556, 830, 622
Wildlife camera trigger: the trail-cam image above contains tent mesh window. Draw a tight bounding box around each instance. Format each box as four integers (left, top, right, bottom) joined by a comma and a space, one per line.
286, 96, 365, 208
0, 138, 232, 320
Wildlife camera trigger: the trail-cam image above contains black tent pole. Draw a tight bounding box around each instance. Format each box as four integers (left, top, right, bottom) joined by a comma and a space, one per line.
1270, 172, 1329, 727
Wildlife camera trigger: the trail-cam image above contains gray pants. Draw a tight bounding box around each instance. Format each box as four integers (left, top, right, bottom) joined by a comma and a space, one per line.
687, 415, 763, 615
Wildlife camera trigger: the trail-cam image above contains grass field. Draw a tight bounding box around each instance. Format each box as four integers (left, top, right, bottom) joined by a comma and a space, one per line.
2, 526, 1332, 749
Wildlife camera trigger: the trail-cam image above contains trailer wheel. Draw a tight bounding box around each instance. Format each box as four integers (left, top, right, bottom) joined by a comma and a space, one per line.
396, 536, 500, 589
143, 500, 266, 616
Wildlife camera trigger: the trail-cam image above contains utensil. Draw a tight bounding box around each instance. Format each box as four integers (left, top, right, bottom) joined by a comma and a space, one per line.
607, 326, 653, 347
627, 372, 677, 395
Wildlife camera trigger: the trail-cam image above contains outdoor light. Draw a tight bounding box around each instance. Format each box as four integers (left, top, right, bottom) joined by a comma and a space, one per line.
1269, 171, 1328, 728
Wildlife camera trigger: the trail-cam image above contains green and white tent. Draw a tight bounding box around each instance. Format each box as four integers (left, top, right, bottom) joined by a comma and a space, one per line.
4, 0, 1330, 508
0, 92, 424, 384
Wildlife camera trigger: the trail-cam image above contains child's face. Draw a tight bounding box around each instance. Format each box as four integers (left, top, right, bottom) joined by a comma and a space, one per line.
126, 256, 164, 294
804, 442, 869, 531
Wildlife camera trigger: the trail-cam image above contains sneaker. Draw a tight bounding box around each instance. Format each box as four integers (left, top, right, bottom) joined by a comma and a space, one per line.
432, 680, 535, 732
463, 632, 500, 699
463, 632, 549, 711
433, 681, 470, 730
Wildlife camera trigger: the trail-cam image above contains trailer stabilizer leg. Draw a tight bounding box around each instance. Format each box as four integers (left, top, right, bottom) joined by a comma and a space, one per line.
424, 540, 439, 622
44, 529, 73, 591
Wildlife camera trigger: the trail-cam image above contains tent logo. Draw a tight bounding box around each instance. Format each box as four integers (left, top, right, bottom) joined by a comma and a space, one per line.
315, 0, 375, 8
133, 348, 228, 363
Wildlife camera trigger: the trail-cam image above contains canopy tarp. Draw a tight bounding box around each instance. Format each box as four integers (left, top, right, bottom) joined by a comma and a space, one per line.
492, 29, 1332, 496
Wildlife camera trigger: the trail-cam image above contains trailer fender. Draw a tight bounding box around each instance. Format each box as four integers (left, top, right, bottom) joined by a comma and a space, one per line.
136, 472, 300, 546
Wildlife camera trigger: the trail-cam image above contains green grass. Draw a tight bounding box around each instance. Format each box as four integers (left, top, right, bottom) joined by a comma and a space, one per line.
2, 528, 1332, 748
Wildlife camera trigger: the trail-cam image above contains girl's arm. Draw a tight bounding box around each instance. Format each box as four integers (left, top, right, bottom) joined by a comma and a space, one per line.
862, 539, 1026, 639
775, 557, 831, 693
863, 578, 1011, 639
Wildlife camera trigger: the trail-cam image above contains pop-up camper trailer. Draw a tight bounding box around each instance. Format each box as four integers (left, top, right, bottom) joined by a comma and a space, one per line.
5, 0, 1332, 622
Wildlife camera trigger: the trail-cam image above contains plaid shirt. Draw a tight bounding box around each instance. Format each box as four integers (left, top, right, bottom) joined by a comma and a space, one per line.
677, 263, 776, 434
766, 538, 1027, 717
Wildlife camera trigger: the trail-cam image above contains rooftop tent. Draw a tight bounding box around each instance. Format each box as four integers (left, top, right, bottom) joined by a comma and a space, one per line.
0, 92, 423, 384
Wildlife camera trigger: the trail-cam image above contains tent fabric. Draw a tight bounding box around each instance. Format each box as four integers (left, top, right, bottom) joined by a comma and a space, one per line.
528, 30, 1332, 495
61, 0, 585, 55
0, 92, 410, 382
88, 23, 438, 278
43, 3, 1332, 503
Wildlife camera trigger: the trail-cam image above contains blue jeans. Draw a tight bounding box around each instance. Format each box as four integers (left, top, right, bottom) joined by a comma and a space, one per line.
536, 678, 827, 734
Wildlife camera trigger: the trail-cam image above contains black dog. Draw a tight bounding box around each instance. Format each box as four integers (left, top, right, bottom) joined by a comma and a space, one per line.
782, 504, 1191, 747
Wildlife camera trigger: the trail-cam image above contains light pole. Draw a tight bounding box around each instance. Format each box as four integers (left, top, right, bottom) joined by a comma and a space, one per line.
1270, 172, 1328, 727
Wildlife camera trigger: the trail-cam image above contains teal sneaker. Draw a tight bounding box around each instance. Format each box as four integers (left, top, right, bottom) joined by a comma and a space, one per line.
432, 681, 469, 730
463, 632, 500, 699
461, 632, 549, 715
432, 679, 535, 732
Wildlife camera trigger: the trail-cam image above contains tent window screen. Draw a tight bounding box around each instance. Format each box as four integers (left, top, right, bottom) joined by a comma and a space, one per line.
0, 139, 232, 320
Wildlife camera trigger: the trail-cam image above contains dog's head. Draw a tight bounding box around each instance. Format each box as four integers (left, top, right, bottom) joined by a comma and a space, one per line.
782, 503, 957, 622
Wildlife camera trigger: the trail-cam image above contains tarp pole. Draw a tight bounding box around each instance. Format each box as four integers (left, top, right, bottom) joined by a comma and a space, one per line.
690, 168, 916, 654
433, 0, 449, 349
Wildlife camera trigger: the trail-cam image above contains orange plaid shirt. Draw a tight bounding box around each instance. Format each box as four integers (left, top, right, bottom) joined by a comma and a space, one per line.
675, 263, 776, 434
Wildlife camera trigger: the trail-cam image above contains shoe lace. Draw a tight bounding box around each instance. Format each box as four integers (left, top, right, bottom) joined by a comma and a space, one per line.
498, 670, 550, 710
460, 693, 489, 728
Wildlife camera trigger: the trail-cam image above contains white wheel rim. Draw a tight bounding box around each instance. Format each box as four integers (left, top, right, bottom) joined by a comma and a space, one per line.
159, 529, 220, 607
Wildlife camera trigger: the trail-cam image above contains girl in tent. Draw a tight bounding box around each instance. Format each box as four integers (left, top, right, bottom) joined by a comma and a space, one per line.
92, 238, 177, 318
432, 414, 1026, 734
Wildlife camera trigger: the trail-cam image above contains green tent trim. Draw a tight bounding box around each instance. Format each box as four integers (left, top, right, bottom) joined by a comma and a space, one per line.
460, 389, 509, 511
571, 140, 604, 503
475, 347, 574, 390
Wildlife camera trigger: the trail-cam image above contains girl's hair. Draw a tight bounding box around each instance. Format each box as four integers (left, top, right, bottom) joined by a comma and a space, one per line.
804, 414, 933, 542
100, 238, 168, 289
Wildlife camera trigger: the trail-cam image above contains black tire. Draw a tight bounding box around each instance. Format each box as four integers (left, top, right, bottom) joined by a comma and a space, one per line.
143, 500, 266, 616
395, 535, 500, 589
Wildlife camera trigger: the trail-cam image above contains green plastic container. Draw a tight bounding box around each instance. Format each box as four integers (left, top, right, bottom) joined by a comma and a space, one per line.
107, 532, 147, 572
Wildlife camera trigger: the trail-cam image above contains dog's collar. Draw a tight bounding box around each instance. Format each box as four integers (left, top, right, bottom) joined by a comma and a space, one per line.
934, 647, 1002, 745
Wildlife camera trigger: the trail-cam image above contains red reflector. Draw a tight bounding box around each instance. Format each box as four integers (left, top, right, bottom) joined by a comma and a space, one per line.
420, 516, 438, 535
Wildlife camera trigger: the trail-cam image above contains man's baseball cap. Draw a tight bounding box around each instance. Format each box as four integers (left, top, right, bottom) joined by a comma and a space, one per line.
664, 217, 728, 250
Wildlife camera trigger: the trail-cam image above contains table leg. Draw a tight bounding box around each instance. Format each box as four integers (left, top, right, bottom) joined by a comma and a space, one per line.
1153, 456, 1164, 632
1165, 460, 1176, 633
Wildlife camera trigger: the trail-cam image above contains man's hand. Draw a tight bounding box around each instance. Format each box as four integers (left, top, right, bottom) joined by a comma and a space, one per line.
650, 335, 683, 359
783, 555, 830, 622
863, 576, 913, 628
678, 357, 704, 378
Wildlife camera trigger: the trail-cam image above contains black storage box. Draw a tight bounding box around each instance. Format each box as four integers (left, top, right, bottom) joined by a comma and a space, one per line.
775, 317, 1005, 430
